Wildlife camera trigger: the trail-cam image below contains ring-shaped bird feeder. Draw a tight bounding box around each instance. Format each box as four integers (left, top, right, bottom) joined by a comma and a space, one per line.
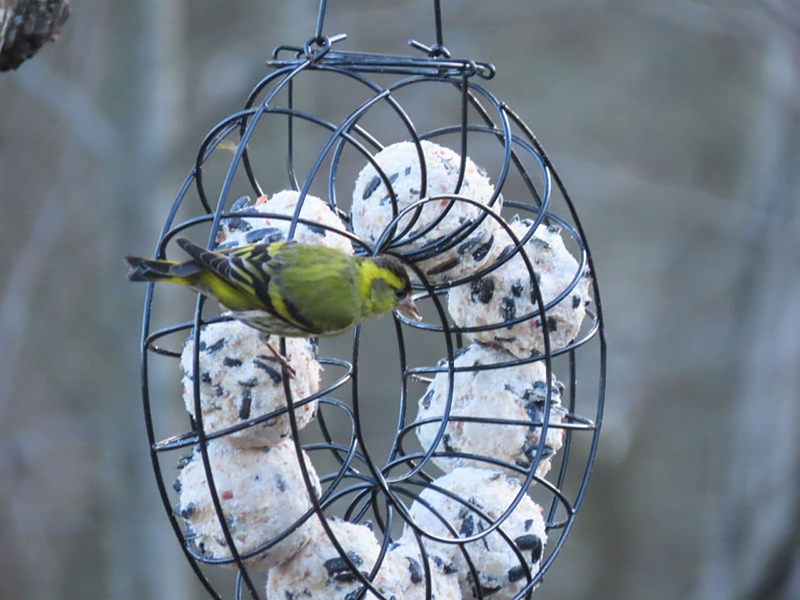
137, 1, 606, 598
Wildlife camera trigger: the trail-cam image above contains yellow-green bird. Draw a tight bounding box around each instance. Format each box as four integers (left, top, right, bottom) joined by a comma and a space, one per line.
124, 238, 421, 337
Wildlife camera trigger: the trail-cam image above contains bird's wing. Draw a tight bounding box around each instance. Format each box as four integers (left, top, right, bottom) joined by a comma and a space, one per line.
176, 237, 282, 314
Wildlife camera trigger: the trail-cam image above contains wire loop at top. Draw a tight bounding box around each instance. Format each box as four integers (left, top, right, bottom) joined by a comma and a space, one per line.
408, 38, 451, 59
303, 35, 332, 62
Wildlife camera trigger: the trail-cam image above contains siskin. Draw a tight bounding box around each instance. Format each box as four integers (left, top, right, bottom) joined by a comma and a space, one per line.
124, 238, 421, 337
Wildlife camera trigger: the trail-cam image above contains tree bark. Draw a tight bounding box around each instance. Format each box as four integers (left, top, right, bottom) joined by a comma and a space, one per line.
0, 0, 70, 71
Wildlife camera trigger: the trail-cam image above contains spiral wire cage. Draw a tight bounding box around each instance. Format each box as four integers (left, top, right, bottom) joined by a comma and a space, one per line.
137, 2, 606, 598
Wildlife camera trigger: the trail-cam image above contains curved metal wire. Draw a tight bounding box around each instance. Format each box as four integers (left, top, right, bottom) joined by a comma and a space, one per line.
137, 21, 606, 600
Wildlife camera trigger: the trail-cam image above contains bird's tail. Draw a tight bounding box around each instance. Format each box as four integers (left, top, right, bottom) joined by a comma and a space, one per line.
124, 255, 201, 284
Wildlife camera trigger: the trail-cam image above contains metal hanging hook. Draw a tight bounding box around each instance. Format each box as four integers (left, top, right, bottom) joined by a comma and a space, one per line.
301, 0, 341, 62
408, 0, 451, 58
314, 0, 328, 43
433, 0, 444, 48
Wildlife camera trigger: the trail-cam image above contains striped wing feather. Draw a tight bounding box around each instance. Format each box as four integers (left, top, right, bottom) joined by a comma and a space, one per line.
175, 238, 301, 329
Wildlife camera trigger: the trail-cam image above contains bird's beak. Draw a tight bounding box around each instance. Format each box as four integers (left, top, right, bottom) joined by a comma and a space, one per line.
396, 297, 422, 322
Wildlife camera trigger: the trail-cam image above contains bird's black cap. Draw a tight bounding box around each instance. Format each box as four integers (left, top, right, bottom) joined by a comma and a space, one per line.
373, 254, 412, 291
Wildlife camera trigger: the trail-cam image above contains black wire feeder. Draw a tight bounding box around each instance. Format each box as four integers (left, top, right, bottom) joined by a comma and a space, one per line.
137, 2, 606, 598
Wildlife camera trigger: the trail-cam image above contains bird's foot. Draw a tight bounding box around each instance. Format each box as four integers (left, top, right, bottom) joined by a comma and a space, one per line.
259, 343, 296, 379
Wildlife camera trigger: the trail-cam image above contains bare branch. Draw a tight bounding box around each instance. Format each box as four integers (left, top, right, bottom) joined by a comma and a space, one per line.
0, 0, 70, 71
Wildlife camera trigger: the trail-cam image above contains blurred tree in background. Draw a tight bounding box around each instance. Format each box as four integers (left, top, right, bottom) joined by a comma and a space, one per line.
0, 1, 797, 598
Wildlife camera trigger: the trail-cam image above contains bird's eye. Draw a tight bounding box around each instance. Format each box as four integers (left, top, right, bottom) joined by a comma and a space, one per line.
395, 289, 407, 299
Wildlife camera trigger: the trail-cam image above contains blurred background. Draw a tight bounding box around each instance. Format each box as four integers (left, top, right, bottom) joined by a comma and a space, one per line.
1, 0, 798, 598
